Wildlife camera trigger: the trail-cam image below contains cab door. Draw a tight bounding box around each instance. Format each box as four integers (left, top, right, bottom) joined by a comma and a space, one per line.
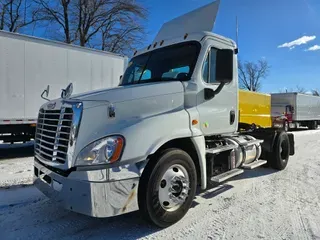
196, 47, 238, 135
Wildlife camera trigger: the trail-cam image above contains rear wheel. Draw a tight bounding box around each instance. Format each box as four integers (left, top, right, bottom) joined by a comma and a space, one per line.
308, 121, 314, 130
138, 148, 197, 228
268, 131, 290, 170
308, 121, 318, 130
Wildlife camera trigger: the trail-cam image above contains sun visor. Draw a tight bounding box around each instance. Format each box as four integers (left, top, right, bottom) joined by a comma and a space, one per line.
153, 0, 220, 43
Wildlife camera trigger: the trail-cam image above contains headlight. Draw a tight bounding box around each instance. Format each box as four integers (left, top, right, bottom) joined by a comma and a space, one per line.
75, 136, 124, 166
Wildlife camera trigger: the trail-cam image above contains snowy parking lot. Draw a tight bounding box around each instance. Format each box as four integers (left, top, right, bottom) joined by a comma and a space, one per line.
1, 129, 320, 240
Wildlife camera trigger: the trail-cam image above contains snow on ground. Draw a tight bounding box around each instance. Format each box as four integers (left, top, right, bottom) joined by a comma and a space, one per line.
0, 157, 33, 188
0, 141, 34, 188
1, 130, 320, 239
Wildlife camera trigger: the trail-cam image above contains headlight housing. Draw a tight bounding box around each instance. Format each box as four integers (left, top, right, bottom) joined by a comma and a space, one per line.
75, 136, 124, 166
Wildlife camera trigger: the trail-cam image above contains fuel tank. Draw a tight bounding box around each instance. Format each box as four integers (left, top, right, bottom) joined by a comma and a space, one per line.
226, 135, 262, 167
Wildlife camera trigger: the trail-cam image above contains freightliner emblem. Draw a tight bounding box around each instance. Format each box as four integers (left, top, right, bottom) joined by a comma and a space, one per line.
47, 102, 56, 110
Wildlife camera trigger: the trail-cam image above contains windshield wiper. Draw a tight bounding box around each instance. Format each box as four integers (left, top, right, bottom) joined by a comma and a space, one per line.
120, 77, 178, 86
140, 77, 177, 83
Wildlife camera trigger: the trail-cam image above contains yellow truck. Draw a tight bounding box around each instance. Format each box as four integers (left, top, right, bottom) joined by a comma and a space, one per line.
239, 89, 285, 130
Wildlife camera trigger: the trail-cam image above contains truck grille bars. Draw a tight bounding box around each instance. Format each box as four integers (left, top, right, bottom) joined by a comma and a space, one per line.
35, 107, 73, 164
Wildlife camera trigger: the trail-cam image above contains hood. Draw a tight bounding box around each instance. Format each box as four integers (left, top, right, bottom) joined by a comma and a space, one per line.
70, 81, 185, 105
72, 81, 187, 161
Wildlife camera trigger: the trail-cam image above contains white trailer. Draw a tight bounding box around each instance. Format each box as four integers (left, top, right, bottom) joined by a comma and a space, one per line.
0, 30, 127, 143
271, 92, 320, 130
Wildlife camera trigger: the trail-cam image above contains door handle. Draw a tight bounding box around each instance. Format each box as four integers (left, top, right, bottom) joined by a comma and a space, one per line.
230, 110, 235, 125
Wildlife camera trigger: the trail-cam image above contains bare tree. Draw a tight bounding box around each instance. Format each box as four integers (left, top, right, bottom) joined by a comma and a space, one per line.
279, 85, 306, 93
0, 0, 41, 32
295, 85, 306, 93
35, 0, 74, 43
100, 19, 145, 54
36, 0, 147, 49
99, 1, 146, 54
280, 88, 320, 95
238, 59, 270, 92
0, 1, 9, 30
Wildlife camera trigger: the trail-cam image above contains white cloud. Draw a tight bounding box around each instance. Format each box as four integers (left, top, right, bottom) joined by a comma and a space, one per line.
278, 35, 316, 49
305, 45, 320, 51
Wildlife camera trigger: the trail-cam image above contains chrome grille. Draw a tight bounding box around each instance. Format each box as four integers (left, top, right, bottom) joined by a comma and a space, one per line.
35, 107, 73, 164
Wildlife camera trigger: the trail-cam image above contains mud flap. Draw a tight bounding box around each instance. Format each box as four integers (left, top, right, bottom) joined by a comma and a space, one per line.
287, 133, 295, 156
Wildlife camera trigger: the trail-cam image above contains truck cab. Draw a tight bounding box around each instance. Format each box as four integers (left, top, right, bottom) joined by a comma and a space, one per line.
33, 1, 294, 228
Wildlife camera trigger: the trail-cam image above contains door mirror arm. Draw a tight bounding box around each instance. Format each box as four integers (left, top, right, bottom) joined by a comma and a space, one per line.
204, 83, 225, 100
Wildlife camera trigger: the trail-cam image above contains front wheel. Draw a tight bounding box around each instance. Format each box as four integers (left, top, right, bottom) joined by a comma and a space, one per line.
138, 149, 197, 228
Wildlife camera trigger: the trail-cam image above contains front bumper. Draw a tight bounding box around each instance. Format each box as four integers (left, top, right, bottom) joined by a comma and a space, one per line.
33, 160, 140, 218
273, 121, 295, 129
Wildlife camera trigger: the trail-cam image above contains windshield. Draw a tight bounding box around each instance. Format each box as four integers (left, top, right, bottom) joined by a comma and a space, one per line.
120, 41, 200, 85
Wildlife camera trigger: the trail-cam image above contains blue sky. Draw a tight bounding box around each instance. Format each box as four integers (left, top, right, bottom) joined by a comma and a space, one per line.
142, 0, 320, 93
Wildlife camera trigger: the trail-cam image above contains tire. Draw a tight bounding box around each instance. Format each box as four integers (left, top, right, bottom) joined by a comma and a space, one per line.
283, 121, 289, 132
268, 131, 290, 170
312, 121, 317, 130
138, 148, 197, 228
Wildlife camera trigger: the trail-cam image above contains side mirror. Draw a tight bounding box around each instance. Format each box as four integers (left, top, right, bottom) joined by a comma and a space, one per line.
120, 75, 123, 80
61, 83, 73, 99
41, 85, 50, 101
215, 49, 234, 83
204, 84, 225, 100
45, 85, 50, 97
204, 88, 215, 100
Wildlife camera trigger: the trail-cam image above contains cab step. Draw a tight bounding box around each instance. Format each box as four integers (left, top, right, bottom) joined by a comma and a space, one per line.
241, 160, 267, 170
210, 168, 244, 183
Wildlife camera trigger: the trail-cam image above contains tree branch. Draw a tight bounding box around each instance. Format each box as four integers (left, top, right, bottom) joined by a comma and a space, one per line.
238, 59, 270, 92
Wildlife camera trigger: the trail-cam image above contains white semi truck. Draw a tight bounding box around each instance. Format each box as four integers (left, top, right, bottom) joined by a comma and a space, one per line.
271, 92, 320, 130
34, 2, 295, 227
0, 30, 127, 143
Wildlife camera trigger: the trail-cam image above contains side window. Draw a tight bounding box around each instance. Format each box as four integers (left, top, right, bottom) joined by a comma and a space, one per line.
202, 55, 209, 82
209, 49, 217, 83
202, 48, 217, 84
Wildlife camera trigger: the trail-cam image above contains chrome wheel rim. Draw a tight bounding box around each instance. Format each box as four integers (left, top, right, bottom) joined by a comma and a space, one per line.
158, 164, 190, 212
